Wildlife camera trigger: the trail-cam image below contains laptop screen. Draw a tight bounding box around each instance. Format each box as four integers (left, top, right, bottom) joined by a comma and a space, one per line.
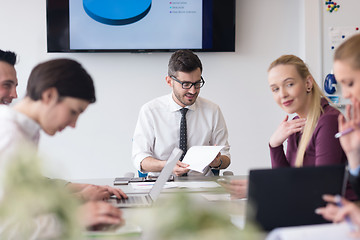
246, 164, 346, 231
149, 148, 182, 201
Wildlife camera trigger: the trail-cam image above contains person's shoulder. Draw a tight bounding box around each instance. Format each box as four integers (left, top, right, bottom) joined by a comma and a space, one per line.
0, 106, 19, 133
0, 106, 17, 121
315, 104, 341, 130
319, 103, 341, 122
0, 105, 11, 113
196, 97, 221, 110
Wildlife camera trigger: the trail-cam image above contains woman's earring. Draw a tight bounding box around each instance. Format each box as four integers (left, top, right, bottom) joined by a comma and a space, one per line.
307, 88, 312, 93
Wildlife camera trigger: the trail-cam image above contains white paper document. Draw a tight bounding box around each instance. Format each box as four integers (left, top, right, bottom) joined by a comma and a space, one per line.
129, 182, 177, 190
266, 222, 354, 240
201, 193, 231, 201
182, 146, 224, 173
174, 181, 221, 189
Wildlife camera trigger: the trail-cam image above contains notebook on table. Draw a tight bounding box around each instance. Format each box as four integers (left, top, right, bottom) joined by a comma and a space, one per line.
246, 164, 347, 231
109, 148, 182, 208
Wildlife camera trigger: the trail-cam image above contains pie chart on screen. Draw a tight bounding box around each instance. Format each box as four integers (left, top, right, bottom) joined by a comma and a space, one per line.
83, 0, 152, 25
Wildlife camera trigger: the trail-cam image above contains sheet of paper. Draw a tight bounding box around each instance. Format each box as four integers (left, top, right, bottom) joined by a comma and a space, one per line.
174, 181, 220, 189
129, 182, 177, 190
201, 193, 248, 202
201, 193, 231, 201
182, 146, 224, 172
231, 214, 245, 230
266, 222, 354, 240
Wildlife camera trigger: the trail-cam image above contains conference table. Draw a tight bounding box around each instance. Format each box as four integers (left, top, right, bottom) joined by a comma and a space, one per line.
70, 175, 265, 240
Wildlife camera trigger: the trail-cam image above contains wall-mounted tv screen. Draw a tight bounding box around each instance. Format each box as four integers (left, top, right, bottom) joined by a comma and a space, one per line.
47, 0, 235, 53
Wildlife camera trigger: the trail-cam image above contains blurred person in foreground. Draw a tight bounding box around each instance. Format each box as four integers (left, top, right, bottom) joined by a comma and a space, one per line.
0, 58, 126, 237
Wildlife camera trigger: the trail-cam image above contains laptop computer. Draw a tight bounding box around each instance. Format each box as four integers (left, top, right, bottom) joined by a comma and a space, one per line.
246, 164, 347, 231
109, 148, 182, 208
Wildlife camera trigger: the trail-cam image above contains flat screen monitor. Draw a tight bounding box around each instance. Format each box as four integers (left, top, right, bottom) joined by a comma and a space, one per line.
46, 0, 236, 53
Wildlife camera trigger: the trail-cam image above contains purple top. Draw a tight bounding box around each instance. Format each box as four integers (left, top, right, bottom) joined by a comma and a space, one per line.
270, 98, 356, 200
270, 98, 346, 167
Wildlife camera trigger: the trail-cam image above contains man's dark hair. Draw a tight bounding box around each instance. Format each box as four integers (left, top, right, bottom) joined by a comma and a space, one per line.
168, 50, 203, 76
0, 50, 17, 66
26, 58, 96, 103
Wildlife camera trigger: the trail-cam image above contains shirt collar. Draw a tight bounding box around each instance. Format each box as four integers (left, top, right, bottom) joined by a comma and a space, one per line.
168, 93, 198, 112
13, 108, 41, 142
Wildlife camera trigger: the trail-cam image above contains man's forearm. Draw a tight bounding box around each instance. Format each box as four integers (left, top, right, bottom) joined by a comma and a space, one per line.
140, 156, 166, 172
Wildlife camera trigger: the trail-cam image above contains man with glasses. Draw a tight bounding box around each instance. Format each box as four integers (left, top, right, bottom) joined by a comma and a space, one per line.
132, 50, 230, 176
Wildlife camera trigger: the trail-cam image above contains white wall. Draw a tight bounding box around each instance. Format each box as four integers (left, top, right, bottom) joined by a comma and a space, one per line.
0, 0, 309, 180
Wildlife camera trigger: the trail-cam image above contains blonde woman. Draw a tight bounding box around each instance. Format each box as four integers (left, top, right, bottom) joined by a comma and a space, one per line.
268, 54, 356, 200
221, 55, 355, 199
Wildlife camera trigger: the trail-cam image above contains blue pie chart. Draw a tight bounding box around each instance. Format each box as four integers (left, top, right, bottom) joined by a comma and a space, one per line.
83, 0, 152, 25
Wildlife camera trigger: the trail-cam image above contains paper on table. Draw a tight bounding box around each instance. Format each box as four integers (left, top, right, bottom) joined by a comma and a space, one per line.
266, 222, 354, 240
129, 182, 177, 190
201, 193, 231, 201
182, 146, 224, 173
201, 193, 248, 202
174, 181, 221, 189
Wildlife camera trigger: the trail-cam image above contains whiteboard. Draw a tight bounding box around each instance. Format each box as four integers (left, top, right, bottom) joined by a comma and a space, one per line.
321, 0, 360, 106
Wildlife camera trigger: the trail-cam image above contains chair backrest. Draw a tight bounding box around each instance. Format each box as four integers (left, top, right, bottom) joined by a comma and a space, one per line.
138, 170, 148, 177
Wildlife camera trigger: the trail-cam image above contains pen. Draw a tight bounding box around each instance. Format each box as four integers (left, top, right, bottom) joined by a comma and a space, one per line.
335, 127, 356, 138
334, 195, 356, 231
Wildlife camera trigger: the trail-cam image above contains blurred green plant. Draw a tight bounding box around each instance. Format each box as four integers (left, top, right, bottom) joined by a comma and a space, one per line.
0, 149, 81, 239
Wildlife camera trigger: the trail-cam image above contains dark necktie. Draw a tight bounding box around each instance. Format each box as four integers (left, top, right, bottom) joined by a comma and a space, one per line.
179, 108, 188, 161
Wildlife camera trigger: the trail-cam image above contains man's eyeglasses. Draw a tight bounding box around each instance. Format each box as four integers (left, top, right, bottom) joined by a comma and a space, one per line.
170, 76, 205, 89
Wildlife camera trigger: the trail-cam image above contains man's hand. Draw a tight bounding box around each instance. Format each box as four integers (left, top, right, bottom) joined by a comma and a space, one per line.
209, 153, 221, 168
72, 184, 127, 201
77, 201, 124, 228
172, 161, 190, 176
219, 179, 248, 199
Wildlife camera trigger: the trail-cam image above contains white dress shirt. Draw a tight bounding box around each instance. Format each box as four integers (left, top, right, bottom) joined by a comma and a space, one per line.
0, 106, 40, 173
0, 106, 62, 239
132, 93, 230, 175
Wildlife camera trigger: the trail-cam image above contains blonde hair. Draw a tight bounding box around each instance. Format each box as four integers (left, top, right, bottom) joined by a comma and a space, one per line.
268, 55, 330, 167
334, 33, 360, 70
